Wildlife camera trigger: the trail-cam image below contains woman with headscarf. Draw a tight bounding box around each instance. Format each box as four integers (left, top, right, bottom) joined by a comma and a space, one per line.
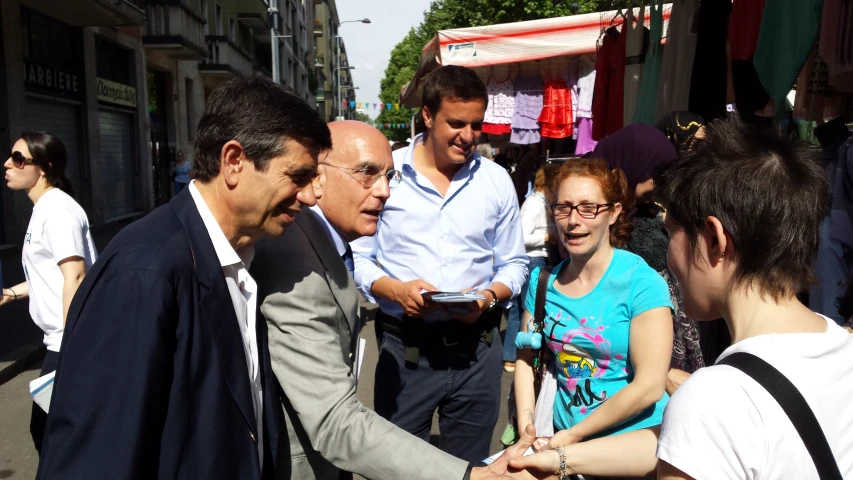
591, 123, 705, 390
655, 111, 705, 153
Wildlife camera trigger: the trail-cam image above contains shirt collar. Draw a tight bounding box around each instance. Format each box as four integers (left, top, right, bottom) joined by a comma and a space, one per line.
309, 205, 348, 257
402, 133, 482, 175
188, 180, 254, 268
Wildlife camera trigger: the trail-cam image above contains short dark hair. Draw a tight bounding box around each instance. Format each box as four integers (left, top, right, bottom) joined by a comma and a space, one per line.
655, 115, 828, 299
21, 131, 74, 196
193, 75, 331, 182
421, 65, 487, 117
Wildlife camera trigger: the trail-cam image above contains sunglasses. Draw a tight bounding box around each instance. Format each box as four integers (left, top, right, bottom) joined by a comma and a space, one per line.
9, 151, 33, 169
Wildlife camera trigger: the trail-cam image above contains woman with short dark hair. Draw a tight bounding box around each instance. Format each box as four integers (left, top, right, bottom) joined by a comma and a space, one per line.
1, 131, 97, 452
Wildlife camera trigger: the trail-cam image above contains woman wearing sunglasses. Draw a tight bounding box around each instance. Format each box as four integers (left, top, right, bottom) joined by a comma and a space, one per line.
1, 132, 97, 453
513, 158, 673, 466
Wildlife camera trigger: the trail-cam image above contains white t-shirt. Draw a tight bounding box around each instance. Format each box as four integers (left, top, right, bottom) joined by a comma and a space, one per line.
657, 314, 853, 480
23, 189, 97, 352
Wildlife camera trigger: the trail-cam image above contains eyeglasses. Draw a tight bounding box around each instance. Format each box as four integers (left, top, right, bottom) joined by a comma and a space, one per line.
9, 151, 33, 169
550, 203, 614, 219
319, 162, 401, 190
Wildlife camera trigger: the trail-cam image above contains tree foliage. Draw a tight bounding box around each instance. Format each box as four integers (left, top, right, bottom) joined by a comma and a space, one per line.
375, 0, 622, 141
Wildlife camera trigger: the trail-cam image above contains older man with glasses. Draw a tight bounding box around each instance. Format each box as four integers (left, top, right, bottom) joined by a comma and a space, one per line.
252, 121, 487, 480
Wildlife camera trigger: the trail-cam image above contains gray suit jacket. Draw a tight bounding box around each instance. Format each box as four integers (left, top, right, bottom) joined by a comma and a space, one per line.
252, 209, 469, 480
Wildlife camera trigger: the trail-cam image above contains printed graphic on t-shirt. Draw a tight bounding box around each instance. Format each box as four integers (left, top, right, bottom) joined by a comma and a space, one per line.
545, 310, 623, 414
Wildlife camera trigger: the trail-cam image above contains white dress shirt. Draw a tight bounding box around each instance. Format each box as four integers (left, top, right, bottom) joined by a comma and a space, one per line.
188, 181, 263, 468
351, 133, 528, 320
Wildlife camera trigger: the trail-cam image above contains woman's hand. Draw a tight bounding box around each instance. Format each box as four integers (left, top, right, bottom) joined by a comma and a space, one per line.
541, 428, 583, 450
666, 368, 691, 396
507, 450, 561, 480
0, 289, 15, 307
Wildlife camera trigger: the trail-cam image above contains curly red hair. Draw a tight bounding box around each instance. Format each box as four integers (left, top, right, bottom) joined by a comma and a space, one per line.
549, 158, 634, 248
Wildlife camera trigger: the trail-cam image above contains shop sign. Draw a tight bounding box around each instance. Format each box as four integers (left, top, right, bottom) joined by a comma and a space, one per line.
23, 60, 80, 96
446, 42, 477, 59
97, 78, 137, 108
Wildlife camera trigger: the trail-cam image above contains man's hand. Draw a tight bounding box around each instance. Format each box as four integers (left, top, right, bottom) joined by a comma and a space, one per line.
392, 279, 440, 318
471, 424, 538, 479
444, 290, 491, 324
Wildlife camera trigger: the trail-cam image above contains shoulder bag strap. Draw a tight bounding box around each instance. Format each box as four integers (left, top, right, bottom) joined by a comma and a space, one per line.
534, 267, 552, 332
718, 352, 842, 480
532, 267, 553, 398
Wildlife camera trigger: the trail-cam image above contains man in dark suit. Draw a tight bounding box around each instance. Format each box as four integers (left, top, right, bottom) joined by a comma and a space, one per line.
36, 76, 332, 480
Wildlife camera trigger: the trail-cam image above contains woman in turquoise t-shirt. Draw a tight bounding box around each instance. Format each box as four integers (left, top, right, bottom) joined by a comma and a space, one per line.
514, 158, 673, 449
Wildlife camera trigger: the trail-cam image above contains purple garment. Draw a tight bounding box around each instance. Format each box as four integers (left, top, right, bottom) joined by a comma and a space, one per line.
590, 123, 677, 190
511, 76, 543, 130
511, 128, 541, 145
574, 118, 598, 156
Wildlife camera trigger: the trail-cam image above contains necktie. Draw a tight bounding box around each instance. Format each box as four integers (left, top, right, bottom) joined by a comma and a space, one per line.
341, 244, 354, 278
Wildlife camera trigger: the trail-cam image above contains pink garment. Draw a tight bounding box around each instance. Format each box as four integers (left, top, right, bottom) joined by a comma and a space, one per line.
574, 118, 598, 156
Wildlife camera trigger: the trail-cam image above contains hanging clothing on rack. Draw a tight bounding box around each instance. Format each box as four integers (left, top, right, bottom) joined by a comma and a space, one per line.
623, 5, 647, 125
794, 49, 852, 122
657, 0, 699, 119
538, 79, 573, 139
511, 75, 544, 145
730, 0, 765, 61
483, 76, 515, 135
565, 59, 580, 127
633, 0, 665, 125
753, 0, 823, 120
592, 26, 625, 140
820, 0, 853, 91
688, 0, 732, 122
576, 56, 596, 120
574, 118, 597, 156
729, 0, 771, 124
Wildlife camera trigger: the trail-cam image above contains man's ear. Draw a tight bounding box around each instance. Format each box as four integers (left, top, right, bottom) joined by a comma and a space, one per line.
220, 140, 245, 188
312, 168, 326, 200
422, 106, 433, 129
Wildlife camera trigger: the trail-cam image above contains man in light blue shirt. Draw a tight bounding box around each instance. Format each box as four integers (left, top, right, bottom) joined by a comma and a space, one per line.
352, 66, 528, 462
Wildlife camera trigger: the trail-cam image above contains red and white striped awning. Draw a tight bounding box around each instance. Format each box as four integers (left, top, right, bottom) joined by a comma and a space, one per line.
400, 6, 670, 106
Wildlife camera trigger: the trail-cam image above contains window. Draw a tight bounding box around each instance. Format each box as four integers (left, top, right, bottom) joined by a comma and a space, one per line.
229, 17, 235, 41
215, 4, 222, 35
185, 79, 195, 141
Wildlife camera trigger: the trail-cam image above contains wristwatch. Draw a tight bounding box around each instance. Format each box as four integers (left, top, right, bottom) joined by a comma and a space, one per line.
484, 288, 498, 311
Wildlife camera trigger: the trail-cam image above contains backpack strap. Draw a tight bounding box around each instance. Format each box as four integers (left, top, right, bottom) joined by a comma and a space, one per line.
718, 352, 842, 480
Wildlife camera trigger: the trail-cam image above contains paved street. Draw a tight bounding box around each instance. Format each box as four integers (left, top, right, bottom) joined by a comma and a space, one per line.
0, 306, 514, 479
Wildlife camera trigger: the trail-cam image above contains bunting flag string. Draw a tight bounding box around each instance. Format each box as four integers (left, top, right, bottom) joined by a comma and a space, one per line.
338, 101, 417, 113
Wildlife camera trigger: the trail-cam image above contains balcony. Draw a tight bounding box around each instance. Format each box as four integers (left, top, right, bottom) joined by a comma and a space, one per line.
314, 54, 324, 68
199, 36, 254, 90
315, 88, 325, 103
20, 0, 145, 26
238, 12, 271, 43
313, 21, 323, 37
142, 3, 207, 60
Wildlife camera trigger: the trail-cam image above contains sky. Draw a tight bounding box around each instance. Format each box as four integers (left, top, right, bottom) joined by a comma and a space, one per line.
336, 0, 433, 120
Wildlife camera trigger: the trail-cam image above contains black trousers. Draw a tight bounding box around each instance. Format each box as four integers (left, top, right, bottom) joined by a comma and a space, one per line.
31, 350, 59, 453
373, 314, 502, 463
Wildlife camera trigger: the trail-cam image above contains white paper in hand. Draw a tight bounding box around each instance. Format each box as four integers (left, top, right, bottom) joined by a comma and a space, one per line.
481, 446, 536, 465
29, 370, 55, 413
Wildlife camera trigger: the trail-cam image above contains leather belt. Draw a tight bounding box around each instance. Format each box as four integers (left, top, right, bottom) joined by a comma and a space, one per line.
376, 309, 502, 369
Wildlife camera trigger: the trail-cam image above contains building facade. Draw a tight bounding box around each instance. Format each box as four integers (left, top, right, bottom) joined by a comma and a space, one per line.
0, 0, 327, 246
0, 0, 149, 244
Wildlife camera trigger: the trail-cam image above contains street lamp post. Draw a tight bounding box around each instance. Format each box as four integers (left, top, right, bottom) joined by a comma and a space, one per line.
335, 65, 355, 120
335, 18, 370, 121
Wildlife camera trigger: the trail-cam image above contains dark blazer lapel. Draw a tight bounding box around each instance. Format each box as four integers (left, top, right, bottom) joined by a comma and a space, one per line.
297, 210, 359, 335
169, 189, 259, 437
